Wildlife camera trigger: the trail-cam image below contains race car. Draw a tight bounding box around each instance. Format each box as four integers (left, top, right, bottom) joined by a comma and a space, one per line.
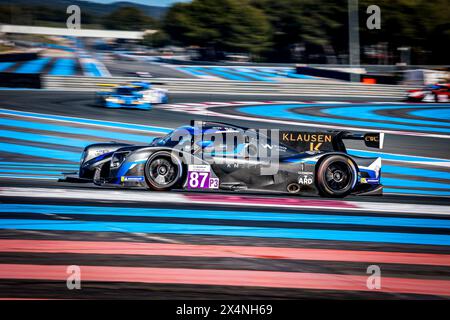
406, 83, 450, 102
60, 121, 384, 198
95, 81, 169, 109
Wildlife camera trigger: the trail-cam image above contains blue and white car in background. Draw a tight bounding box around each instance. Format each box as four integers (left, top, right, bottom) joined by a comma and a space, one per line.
95, 81, 169, 110
129, 81, 169, 104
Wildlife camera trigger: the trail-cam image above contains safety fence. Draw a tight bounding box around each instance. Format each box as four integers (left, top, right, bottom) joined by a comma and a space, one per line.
43, 75, 414, 98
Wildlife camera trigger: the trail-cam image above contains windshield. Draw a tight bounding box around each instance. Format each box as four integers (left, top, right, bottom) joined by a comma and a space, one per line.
155, 128, 191, 147
116, 88, 135, 95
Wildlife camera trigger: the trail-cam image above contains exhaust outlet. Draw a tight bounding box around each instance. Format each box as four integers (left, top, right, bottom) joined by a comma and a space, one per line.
287, 183, 301, 194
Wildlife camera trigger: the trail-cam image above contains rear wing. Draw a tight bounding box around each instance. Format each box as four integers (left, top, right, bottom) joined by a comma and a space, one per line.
341, 132, 384, 149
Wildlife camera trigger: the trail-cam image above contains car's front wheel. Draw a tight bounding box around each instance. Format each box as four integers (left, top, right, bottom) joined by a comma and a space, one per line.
316, 155, 357, 197
144, 151, 183, 191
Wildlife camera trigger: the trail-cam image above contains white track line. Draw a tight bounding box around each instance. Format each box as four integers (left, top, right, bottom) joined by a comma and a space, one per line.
0, 108, 172, 133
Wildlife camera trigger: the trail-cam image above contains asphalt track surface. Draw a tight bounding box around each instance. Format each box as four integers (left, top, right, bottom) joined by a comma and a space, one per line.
0, 90, 449, 299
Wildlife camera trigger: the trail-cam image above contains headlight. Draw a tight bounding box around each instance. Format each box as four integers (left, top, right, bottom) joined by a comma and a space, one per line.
106, 97, 121, 103
110, 151, 130, 168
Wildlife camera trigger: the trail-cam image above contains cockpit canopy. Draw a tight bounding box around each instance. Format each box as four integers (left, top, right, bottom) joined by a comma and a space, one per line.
150, 122, 300, 157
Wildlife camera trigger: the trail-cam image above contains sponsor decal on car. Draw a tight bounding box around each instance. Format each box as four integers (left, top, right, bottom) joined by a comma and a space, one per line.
121, 176, 145, 182
282, 133, 333, 143
360, 177, 380, 184
280, 131, 334, 152
94, 149, 111, 156
298, 175, 313, 185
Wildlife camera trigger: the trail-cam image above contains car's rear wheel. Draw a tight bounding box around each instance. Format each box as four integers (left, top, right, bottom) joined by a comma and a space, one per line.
316, 155, 357, 197
144, 151, 183, 191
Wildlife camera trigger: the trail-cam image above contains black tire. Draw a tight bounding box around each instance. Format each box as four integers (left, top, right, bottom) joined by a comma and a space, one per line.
144, 151, 183, 191
316, 155, 357, 198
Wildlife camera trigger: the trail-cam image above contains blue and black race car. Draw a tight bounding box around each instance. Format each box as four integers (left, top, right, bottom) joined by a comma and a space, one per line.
61, 121, 383, 198
95, 81, 169, 110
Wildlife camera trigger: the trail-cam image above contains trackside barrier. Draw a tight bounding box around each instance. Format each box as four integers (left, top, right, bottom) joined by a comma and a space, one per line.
296, 66, 401, 85
0, 52, 38, 62
43, 75, 415, 98
296, 66, 354, 82
0, 72, 42, 89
